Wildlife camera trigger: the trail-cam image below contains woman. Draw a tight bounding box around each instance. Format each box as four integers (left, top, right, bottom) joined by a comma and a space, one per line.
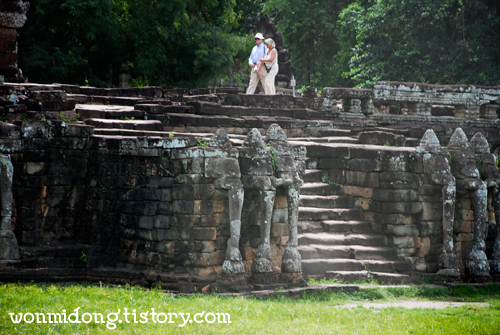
259, 38, 278, 95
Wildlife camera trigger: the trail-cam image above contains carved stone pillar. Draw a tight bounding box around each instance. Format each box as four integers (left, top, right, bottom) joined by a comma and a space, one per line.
0, 0, 30, 83
265, 124, 305, 285
239, 128, 279, 284
418, 129, 459, 278
0, 154, 20, 263
470, 132, 500, 275
448, 128, 490, 279
205, 129, 245, 275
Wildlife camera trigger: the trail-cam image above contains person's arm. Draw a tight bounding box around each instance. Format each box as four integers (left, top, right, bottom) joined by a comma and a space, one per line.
260, 48, 277, 64
248, 46, 256, 68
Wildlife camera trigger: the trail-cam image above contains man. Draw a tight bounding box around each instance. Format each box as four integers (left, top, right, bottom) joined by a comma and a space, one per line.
246, 33, 267, 94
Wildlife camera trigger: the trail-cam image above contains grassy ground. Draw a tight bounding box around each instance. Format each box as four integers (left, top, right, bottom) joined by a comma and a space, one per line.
1, 281, 500, 334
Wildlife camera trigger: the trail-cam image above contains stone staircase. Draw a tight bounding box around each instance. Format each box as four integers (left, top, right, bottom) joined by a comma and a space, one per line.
294, 142, 412, 283
57, 88, 416, 283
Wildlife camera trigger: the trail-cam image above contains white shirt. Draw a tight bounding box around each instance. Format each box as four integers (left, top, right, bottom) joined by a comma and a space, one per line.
248, 43, 267, 66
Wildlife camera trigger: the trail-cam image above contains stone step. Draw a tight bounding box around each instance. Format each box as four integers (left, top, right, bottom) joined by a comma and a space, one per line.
298, 232, 388, 247
299, 195, 355, 209
151, 112, 332, 131
310, 270, 410, 284
301, 169, 329, 183
89, 95, 151, 106
322, 220, 374, 234
298, 245, 398, 260
299, 182, 343, 196
289, 136, 359, 144
75, 104, 143, 119
318, 128, 352, 137
94, 129, 176, 137
186, 101, 330, 120
302, 259, 409, 275
298, 220, 377, 234
299, 207, 364, 221
85, 118, 163, 131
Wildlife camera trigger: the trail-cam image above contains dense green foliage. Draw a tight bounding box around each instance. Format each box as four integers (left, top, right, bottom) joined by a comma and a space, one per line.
18, 0, 500, 88
19, 0, 243, 88
264, 0, 358, 88
266, 0, 500, 88
341, 0, 500, 87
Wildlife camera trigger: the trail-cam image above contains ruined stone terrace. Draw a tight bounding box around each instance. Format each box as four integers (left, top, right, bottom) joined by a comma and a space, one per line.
0, 81, 499, 291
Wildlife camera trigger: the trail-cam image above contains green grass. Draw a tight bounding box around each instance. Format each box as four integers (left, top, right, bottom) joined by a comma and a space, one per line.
1, 282, 500, 334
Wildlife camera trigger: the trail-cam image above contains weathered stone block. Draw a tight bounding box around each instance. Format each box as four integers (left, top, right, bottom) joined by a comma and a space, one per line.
205, 158, 240, 178
239, 158, 273, 176
139, 216, 154, 229
417, 237, 431, 257
190, 240, 215, 253
419, 221, 442, 237
394, 236, 420, 248
317, 158, 349, 170
373, 189, 418, 202
381, 202, 422, 215
422, 202, 442, 221
344, 186, 373, 198
241, 176, 273, 190
153, 215, 170, 229
213, 200, 227, 213
137, 229, 153, 241
275, 156, 295, 172
375, 213, 414, 225
423, 154, 450, 174
193, 200, 214, 215
26, 162, 44, 175
171, 184, 215, 200
188, 250, 225, 266
346, 171, 379, 188
384, 224, 419, 237
193, 227, 217, 241
214, 177, 243, 190
453, 220, 472, 233
271, 223, 288, 237
455, 233, 474, 242
272, 208, 288, 224
349, 159, 382, 172
172, 200, 194, 214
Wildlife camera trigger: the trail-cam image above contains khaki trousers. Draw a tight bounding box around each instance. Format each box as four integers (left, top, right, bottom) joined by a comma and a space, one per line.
246, 67, 265, 94
263, 64, 278, 95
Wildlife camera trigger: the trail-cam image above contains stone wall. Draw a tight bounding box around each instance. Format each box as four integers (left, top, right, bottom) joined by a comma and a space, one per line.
0, 120, 306, 290
0, 0, 29, 83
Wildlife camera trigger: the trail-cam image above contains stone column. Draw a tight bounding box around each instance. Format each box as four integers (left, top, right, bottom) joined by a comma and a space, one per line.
448, 128, 490, 279
265, 124, 304, 284
470, 132, 500, 275
0, 0, 30, 82
239, 128, 279, 285
418, 129, 459, 278
0, 154, 20, 263
206, 129, 246, 276
491, 185, 500, 273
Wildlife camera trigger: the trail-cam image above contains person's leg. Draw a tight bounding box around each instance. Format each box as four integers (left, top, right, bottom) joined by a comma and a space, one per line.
246, 70, 259, 94
264, 65, 278, 95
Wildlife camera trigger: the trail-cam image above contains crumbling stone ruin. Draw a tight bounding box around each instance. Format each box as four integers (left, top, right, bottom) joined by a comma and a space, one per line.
0, 80, 498, 291
0, 0, 29, 83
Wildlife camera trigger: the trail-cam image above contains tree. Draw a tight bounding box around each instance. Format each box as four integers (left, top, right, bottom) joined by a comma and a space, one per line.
339, 0, 500, 87
18, 0, 125, 86
19, 0, 241, 88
